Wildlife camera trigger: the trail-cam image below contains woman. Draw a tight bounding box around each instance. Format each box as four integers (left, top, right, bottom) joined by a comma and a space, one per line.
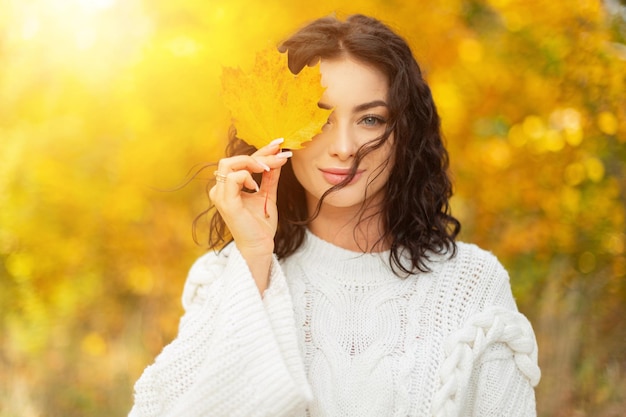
130, 14, 540, 417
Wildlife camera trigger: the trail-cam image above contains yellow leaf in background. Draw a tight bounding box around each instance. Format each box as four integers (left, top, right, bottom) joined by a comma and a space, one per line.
221, 46, 332, 149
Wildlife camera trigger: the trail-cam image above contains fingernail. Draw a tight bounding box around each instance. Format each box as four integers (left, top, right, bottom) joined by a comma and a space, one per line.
258, 161, 271, 171
275, 151, 293, 159
254, 181, 260, 192
268, 138, 284, 147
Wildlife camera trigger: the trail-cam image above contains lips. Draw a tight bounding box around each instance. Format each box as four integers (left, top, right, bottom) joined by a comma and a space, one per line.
319, 168, 364, 185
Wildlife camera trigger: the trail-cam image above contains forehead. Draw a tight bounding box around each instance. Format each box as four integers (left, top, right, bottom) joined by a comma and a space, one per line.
319, 57, 389, 106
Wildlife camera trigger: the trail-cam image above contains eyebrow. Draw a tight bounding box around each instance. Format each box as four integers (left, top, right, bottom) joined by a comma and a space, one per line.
318, 100, 388, 112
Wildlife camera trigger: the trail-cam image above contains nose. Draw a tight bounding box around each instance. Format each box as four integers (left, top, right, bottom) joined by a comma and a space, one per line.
327, 123, 358, 161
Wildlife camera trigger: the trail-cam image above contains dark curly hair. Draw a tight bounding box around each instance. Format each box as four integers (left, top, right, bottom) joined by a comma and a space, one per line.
203, 14, 460, 274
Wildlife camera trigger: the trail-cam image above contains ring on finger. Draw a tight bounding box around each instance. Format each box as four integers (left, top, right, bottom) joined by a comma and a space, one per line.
213, 171, 228, 183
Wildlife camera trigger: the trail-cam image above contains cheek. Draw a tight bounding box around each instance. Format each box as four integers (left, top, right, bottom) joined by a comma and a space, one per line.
368, 144, 395, 186
370, 138, 395, 168
290, 152, 309, 184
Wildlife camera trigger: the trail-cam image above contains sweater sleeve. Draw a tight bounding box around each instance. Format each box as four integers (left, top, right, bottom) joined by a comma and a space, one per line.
466, 263, 540, 417
431, 250, 541, 417
129, 243, 312, 417
432, 307, 540, 417
468, 340, 538, 416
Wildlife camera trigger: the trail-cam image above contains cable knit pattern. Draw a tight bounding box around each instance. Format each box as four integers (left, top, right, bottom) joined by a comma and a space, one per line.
432, 308, 540, 417
130, 230, 540, 417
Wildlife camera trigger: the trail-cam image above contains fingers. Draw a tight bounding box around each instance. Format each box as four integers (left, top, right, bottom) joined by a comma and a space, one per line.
215, 154, 270, 177
258, 150, 292, 198
215, 138, 287, 177
208, 138, 291, 262
210, 138, 292, 204
254, 137, 286, 157
219, 170, 258, 200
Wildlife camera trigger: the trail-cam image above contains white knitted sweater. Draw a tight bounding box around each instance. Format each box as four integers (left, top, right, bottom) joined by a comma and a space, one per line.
130, 231, 540, 417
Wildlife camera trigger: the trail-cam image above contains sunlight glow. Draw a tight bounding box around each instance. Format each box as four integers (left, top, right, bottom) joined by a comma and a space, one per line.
21, 17, 40, 40
5, 0, 150, 87
78, 0, 117, 12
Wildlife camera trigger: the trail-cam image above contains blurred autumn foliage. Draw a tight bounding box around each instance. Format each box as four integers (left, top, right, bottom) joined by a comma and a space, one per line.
0, 0, 624, 416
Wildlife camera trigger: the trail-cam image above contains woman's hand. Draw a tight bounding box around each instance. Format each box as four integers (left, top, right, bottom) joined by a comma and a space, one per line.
209, 138, 292, 293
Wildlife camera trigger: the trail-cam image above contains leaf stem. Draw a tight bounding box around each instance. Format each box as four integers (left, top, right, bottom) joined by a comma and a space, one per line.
264, 170, 272, 218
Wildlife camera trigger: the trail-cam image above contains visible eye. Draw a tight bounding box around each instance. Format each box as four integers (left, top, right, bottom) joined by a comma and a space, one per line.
359, 115, 386, 127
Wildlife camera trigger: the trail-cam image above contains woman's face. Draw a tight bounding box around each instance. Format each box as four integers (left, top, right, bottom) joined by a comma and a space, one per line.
291, 56, 394, 213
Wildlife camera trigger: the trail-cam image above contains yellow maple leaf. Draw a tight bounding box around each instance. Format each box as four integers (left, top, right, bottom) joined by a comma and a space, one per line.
221, 46, 332, 149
